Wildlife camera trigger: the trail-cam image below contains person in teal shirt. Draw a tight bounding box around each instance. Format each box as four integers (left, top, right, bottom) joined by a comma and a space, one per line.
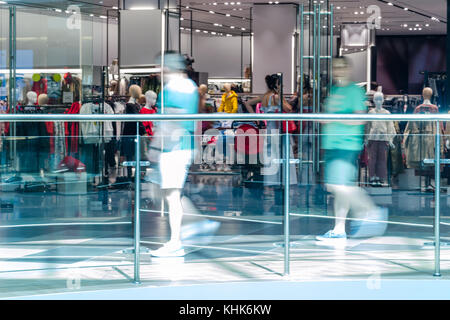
316, 57, 388, 242
147, 51, 199, 257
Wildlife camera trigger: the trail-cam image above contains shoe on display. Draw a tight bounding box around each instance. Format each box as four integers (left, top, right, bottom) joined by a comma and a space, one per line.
150, 241, 185, 257
316, 230, 347, 242
349, 207, 389, 239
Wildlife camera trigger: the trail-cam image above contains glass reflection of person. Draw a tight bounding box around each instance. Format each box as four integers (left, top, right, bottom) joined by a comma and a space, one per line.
147, 51, 199, 257
316, 57, 388, 242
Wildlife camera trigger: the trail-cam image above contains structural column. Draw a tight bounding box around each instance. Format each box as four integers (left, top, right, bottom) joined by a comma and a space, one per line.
252, 4, 297, 94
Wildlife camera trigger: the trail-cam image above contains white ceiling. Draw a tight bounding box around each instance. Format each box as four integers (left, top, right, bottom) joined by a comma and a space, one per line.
180, 0, 447, 36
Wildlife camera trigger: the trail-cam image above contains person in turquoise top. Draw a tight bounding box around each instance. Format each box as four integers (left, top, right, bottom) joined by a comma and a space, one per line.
316, 57, 388, 243
147, 51, 199, 257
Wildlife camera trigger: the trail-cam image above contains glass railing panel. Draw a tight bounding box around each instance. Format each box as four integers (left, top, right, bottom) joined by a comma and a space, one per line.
289, 126, 437, 279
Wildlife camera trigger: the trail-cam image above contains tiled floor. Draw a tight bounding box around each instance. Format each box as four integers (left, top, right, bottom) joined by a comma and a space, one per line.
1, 171, 450, 298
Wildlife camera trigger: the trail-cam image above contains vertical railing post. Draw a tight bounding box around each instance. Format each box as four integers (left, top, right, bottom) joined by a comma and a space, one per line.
284, 121, 290, 276
434, 120, 441, 277
134, 122, 141, 284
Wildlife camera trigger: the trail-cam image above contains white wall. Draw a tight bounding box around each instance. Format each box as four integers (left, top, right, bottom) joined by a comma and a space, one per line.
181, 32, 251, 78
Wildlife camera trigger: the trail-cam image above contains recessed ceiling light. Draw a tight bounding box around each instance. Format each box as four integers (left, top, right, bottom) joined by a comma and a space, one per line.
209, 10, 215, 14
213, 2, 217, 5
275, 1, 279, 3
196, 29, 201, 32
180, 17, 184, 20
112, 6, 118, 9
387, 2, 393, 6
336, 6, 341, 9
231, 2, 235, 4
186, 6, 189, 8
180, 27, 184, 30
241, 27, 245, 30
354, 11, 358, 15
360, 11, 364, 14
203, 30, 208, 33
224, 2, 229, 5
230, 26, 235, 29
425, 24, 430, 27
211, 32, 217, 34
226, 34, 232, 37
226, 13, 230, 16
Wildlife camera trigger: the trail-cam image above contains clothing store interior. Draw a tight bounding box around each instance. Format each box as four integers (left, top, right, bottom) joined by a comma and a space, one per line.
0, 0, 450, 298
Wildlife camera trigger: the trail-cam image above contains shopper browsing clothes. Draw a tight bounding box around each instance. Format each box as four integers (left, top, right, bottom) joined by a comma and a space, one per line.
146, 51, 199, 257
217, 83, 238, 113
316, 57, 388, 243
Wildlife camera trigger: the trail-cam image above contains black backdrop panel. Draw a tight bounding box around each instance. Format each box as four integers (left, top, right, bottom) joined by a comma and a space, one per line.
376, 35, 446, 94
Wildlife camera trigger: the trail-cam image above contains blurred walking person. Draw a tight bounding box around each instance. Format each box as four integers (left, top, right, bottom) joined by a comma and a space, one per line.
316, 57, 388, 243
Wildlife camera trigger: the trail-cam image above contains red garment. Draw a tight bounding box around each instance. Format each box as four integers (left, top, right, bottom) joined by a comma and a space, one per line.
46, 121, 55, 154
139, 107, 156, 136
32, 78, 48, 96
64, 101, 81, 154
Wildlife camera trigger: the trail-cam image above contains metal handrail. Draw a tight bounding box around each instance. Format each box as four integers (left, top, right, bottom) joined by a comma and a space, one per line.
1, 113, 450, 121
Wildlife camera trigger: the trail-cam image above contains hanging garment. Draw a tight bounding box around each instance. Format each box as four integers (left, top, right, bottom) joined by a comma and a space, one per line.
79, 103, 102, 144
140, 106, 157, 136
32, 78, 48, 96
64, 101, 81, 154
119, 77, 129, 96
113, 101, 126, 140
104, 102, 114, 142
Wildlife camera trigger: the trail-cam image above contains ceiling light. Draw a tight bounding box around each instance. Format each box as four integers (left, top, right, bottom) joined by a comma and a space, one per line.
196, 29, 201, 32
226, 13, 230, 16
237, 2, 241, 4
130, 6, 156, 10
230, 2, 235, 4
0, 1, 7, 3
275, 1, 279, 3
418, 28, 422, 30
354, 11, 358, 15
224, 2, 229, 5
203, 30, 208, 33
180, 27, 184, 30
226, 34, 232, 37
90, 14, 94, 16
209, 10, 215, 13
241, 27, 245, 30
425, 24, 430, 27
415, 24, 419, 27
54, 8, 62, 12
387, 2, 393, 5
186, 6, 189, 8
112, 6, 118, 9
404, 7, 408, 11
230, 26, 235, 29
213, 2, 217, 4
211, 32, 217, 34
409, 28, 412, 30
180, 17, 184, 20
336, 6, 341, 9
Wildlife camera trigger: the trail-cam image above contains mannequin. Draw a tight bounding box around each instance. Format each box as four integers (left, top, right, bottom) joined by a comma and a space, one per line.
218, 83, 238, 113
38, 93, 49, 106
109, 58, 119, 80
404, 87, 442, 191
26, 91, 37, 106
121, 84, 145, 179
366, 91, 396, 187
140, 90, 157, 136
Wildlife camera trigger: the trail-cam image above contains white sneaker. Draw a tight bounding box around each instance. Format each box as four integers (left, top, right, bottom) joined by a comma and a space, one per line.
349, 208, 389, 238
150, 241, 185, 257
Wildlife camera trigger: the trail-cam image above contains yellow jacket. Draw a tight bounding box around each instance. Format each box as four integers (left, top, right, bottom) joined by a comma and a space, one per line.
218, 91, 238, 113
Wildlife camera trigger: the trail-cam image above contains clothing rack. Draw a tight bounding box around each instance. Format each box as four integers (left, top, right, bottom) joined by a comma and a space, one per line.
421, 71, 447, 110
